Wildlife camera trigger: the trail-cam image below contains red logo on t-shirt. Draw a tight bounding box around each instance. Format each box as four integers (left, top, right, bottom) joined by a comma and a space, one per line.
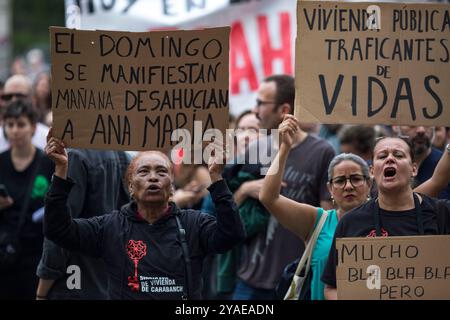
367, 228, 389, 237
126, 240, 147, 292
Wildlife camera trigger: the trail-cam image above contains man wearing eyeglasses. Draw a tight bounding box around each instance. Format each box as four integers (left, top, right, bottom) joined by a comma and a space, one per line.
0, 75, 49, 153
230, 75, 335, 300
395, 126, 450, 200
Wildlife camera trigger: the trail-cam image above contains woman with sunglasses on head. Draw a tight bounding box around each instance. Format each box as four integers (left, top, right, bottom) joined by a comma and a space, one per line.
321, 136, 450, 300
260, 115, 450, 300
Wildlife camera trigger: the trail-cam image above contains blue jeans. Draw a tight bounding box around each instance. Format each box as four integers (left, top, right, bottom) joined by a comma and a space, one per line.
232, 279, 276, 300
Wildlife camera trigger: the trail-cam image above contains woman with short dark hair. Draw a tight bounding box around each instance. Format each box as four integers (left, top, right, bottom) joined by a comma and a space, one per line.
0, 100, 54, 299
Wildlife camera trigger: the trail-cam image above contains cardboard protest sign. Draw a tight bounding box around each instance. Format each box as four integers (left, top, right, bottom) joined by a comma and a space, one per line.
336, 236, 450, 300
50, 26, 229, 151
295, 1, 450, 126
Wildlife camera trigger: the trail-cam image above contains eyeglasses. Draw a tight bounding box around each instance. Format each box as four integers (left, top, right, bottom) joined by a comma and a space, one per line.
255, 99, 276, 107
329, 174, 368, 189
0, 92, 28, 101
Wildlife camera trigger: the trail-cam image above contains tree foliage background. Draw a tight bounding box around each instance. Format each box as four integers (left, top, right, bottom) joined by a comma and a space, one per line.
12, 0, 65, 58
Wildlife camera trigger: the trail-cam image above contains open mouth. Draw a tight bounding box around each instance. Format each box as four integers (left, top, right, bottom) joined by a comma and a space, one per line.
147, 185, 161, 192
383, 167, 397, 178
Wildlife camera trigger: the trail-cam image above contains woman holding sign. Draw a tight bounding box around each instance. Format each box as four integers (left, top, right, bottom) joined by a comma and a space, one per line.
260, 115, 450, 300
321, 136, 450, 300
43, 130, 245, 300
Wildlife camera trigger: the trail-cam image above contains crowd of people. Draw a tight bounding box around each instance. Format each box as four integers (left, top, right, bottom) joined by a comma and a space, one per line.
0, 53, 450, 300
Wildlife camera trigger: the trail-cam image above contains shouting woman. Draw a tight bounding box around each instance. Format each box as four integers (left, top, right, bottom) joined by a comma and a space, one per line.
43, 131, 245, 299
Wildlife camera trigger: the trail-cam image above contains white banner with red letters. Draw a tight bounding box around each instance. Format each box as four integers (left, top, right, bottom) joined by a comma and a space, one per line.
64, 0, 297, 116
64, 0, 448, 116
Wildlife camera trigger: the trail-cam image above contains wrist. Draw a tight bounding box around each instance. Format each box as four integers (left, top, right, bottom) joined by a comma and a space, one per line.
240, 181, 250, 196
55, 165, 68, 179
210, 174, 223, 184
279, 144, 290, 154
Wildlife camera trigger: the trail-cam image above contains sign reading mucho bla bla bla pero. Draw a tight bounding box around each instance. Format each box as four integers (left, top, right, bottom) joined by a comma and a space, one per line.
336, 236, 450, 300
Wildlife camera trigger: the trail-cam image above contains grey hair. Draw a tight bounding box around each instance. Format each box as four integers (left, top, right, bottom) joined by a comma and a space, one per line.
327, 153, 370, 182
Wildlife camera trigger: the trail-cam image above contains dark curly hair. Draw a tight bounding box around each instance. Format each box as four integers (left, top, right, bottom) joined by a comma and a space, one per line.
263, 74, 295, 115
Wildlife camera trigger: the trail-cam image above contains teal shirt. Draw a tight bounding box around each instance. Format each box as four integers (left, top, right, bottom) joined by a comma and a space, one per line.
310, 208, 339, 300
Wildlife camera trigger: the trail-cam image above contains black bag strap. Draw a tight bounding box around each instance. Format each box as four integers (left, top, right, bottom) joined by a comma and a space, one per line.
374, 193, 424, 236
436, 199, 448, 235
175, 214, 193, 300
13, 153, 43, 238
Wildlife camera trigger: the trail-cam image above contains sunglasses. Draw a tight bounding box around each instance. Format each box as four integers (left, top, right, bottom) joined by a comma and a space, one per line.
1, 92, 28, 101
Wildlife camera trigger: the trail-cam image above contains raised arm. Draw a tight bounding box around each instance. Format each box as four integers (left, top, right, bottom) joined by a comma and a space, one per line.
259, 115, 318, 241
43, 129, 104, 257
200, 141, 245, 253
414, 146, 450, 197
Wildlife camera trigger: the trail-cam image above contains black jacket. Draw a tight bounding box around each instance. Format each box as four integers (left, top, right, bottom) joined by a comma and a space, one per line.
43, 175, 245, 299
37, 149, 130, 299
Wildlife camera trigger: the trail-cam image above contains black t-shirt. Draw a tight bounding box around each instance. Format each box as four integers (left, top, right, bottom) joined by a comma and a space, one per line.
321, 194, 450, 288
237, 134, 335, 289
0, 148, 54, 253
